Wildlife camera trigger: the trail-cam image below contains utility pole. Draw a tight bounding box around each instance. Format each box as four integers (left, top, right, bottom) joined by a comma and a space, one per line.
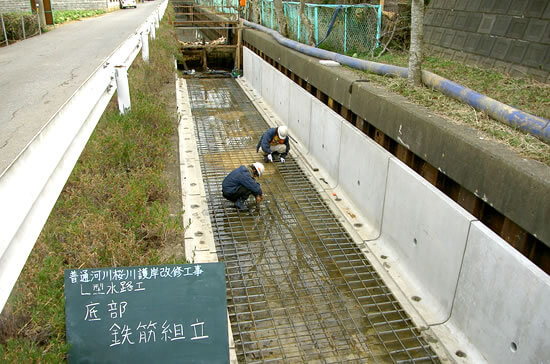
37, 0, 46, 30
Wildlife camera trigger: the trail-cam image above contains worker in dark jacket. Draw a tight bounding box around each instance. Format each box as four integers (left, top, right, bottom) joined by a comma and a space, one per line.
222, 162, 265, 211
256, 125, 290, 163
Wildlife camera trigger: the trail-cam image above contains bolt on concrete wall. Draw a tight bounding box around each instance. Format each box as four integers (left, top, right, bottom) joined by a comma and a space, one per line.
424, 0, 550, 82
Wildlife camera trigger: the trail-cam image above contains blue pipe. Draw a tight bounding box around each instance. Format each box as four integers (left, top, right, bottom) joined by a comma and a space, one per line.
243, 20, 550, 144
316, 5, 342, 48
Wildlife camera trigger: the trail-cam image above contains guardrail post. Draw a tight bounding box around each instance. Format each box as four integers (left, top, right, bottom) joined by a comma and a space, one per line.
1, 14, 7, 46
150, 21, 156, 39
141, 31, 149, 63
115, 65, 131, 114
21, 17, 26, 39
155, 11, 160, 29
37, 11, 41, 35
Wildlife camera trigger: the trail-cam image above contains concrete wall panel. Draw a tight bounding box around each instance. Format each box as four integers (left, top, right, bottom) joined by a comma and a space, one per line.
309, 98, 342, 187
338, 123, 389, 237
251, 51, 263, 94
508, 0, 529, 16
479, 0, 495, 13
448, 221, 550, 364
243, 47, 261, 93
380, 158, 474, 324
245, 49, 263, 95
260, 61, 275, 108
271, 68, 291, 124
454, 0, 468, 11
243, 48, 253, 84
288, 83, 313, 152
492, 0, 511, 14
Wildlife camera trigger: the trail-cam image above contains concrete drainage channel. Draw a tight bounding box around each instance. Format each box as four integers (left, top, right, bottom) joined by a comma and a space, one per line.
178, 76, 443, 362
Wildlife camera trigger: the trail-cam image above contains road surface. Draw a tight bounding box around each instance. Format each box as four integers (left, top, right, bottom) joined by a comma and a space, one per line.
0, 1, 160, 174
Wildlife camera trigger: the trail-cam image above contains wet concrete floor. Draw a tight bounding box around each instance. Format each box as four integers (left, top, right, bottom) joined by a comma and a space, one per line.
186, 77, 439, 363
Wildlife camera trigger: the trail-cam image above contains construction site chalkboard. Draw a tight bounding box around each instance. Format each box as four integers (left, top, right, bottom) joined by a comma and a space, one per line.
64, 262, 228, 363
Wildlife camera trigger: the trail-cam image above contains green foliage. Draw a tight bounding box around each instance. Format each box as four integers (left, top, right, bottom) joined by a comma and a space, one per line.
0, 6, 184, 360
1, 12, 40, 41
357, 51, 550, 165
53, 9, 106, 25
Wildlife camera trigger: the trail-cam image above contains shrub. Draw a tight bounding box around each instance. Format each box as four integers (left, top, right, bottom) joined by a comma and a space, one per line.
53, 9, 105, 25
1, 12, 40, 41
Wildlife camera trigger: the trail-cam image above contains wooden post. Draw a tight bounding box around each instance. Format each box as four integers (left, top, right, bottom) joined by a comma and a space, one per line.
202, 49, 208, 70
235, 22, 242, 71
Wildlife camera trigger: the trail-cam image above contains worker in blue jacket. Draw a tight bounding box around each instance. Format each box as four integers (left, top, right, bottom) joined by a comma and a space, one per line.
222, 162, 265, 211
256, 125, 290, 163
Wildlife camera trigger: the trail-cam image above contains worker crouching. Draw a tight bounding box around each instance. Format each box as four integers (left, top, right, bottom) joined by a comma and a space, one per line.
222, 162, 265, 211
256, 125, 290, 163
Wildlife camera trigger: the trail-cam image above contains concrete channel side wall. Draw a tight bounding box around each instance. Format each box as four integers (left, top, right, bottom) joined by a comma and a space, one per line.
242, 30, 550, 251
243, 47, 550, 363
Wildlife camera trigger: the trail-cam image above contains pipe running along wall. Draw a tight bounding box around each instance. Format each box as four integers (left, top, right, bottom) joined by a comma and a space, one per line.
242, 20, 550, 144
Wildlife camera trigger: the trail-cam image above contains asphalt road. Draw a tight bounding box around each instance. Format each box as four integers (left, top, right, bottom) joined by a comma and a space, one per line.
0, 1, 160, 174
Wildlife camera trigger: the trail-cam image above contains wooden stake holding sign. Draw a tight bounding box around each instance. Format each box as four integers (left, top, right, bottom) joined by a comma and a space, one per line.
64, 263, 228, 363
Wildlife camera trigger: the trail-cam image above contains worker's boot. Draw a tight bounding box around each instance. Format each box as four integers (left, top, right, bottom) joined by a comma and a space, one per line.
235, 198, 248, 211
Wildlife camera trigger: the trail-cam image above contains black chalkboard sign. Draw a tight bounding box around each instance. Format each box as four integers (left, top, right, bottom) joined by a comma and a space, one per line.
64, 263, 228, 363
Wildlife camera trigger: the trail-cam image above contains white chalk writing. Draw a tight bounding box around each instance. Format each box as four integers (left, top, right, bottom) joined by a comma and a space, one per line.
107, 319, 208, 348
69, 265, 204, 285
84, 303, 101, 322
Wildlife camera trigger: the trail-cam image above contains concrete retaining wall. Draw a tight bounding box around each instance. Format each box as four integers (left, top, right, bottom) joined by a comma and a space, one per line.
0, 0, 113, 12
0, 0, 30, 12
424, 0, 550, 82
243, 46, 550, 363
51, 0, 110, 11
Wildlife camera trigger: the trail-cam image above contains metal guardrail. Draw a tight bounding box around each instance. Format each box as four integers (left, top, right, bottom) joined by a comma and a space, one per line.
0, 0, 168, 313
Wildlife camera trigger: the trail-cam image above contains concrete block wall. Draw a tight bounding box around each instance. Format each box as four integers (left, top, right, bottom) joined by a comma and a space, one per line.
243, 46, 550, 363
0, 0, 111, 12
51, 0, 109, 11
424, 0, 550, 82
0, 0, 31, 12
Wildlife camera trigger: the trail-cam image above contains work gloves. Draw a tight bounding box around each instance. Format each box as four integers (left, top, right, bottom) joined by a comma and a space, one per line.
267, 154, 285, 163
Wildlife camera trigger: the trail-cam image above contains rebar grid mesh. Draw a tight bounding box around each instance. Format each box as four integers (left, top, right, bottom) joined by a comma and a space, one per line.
186, 77, 439, 363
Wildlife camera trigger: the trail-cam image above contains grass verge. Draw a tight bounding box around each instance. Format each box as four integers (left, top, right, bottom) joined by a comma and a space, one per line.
0, 6, 184, 361
357, 51, 550, 165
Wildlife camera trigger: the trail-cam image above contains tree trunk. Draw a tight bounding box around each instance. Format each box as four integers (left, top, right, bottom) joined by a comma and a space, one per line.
384, 0, 398, 13
249, 0, 261, 23
408, 0, 424, 87
299, 0, 315, 46
273, 0, 289, 37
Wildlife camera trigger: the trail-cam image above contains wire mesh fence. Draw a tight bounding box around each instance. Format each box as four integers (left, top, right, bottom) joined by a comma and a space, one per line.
0, 12, 42, 46
195, 0, 241, 14
193, 0, 381, 55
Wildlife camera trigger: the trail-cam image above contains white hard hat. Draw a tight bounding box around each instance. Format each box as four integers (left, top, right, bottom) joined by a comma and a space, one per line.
277, 126, 288, 139
253, 162, 265, 177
